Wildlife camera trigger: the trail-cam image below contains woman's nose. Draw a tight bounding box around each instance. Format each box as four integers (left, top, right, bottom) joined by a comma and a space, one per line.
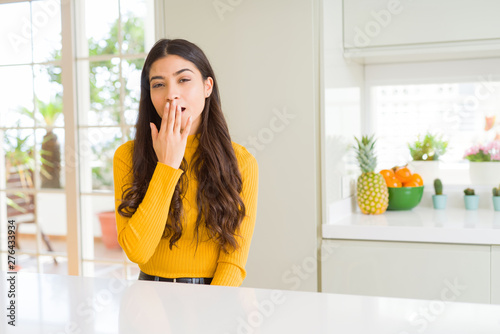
165, 87, 179, 102
166, 97, 179, 104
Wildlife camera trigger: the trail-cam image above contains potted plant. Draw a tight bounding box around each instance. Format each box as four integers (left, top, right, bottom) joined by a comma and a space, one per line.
4, 130, 36, 228
94, 135, 123, 250
408, 132, 448, 185
464, 140, 500, 185
97, 211, 121, 249
18, 97, 63, 189
4, 129, 58, 263
493, 185, 500, 211
432, 178, 447, 210
463, 188, 480, 210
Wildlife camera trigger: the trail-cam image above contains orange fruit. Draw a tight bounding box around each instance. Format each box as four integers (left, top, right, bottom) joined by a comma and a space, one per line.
395, 167, 412, 183
391, 165, 404, 173
403, 181, 420, 187
379, 169, 395, 179
407, 173, 424, 186
386, 177, 402, 188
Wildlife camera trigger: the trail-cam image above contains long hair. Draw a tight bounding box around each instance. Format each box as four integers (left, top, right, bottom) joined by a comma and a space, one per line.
118, 39, 246, 255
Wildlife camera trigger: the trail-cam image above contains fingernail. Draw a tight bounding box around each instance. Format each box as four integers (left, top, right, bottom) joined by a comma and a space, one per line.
166, 102, 170, 108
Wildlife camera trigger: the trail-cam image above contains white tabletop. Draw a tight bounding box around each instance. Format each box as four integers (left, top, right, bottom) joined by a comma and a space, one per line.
323, 207, 500, 245
1, 271, 500, 333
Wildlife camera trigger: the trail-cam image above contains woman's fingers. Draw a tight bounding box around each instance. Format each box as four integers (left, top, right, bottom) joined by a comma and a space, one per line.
182, 116, 192, 140
160, 101, 170, 135
151, 100, 190, 169
167, 100, 176, 132
173, 104, 182, 133
163, 100, 184, 136
150, 122, 158, 142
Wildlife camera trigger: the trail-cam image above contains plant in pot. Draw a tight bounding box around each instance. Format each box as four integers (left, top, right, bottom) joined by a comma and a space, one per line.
4, 129, 58, 264
18, 97, 63, 189
493, 185, 500, 211
4, 130, 35, 261
408, 132, 448, 186
464, 141, 500, 185
432, 178, 447, 210
463, 188, 480, 210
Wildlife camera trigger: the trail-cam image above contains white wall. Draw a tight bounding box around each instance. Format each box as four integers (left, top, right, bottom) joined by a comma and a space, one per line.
322, 0, 364, 216
163, 0, 320, 291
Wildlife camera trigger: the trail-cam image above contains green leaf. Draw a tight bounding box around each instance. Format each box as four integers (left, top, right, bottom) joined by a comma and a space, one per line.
408, 132, 448, 161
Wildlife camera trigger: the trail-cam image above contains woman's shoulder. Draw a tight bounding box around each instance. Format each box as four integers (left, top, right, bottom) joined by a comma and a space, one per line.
231, 141, 258, 172
114, 140, 135, 165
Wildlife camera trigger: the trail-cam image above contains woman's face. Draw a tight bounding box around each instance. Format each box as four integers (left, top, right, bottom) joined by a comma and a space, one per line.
149, 55, 213, 136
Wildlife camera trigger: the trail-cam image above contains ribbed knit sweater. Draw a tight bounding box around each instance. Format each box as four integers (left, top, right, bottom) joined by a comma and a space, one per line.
112, 133, 258, 287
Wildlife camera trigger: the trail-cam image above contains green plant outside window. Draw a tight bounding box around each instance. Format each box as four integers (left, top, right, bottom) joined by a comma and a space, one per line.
408, 133, 448, 161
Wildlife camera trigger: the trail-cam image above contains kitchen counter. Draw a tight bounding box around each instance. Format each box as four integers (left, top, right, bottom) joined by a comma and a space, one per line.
2, 271, 500, 333
323, 206, 500, 245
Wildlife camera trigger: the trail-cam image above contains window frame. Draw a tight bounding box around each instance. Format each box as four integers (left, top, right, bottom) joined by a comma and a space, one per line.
0, 0, 161, 277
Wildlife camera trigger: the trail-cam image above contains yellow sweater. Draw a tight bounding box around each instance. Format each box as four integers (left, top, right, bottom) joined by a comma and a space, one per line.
113, 133, 258, 287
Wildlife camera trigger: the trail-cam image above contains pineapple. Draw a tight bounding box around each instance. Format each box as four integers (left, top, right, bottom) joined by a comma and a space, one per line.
353, 135, 388, 215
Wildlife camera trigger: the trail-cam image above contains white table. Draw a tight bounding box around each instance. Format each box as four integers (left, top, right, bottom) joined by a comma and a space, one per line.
323, 207, 500, 245
1, 271, 500, 333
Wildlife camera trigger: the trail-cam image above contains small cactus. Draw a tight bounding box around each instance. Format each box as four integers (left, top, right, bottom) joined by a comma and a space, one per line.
493, 184, 500, 197
434, 179, 443, 195
464, 188, 475, 196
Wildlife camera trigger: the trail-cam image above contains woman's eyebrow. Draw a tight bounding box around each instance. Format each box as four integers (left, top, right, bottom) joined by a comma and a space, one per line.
173, 68, 194, 76
150, 75, 164, 82
149, 69, 194, 82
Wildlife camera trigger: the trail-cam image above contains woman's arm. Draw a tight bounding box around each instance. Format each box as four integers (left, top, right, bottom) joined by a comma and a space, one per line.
113, 142, 184, 265
211, 150, 259, 287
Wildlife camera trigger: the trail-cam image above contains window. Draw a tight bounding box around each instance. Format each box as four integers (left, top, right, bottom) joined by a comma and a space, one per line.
365, 59, 500, 185
76, 0, 153, 279
1, 0, 66, 274
0, 0, 156, 279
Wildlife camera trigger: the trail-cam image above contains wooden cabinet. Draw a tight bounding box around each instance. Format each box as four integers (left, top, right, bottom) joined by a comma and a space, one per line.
321, 239, 492, 304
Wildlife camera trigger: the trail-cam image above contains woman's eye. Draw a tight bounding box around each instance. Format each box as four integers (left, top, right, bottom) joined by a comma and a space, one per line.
152, 83, 164, 88
179, 78, 191, 83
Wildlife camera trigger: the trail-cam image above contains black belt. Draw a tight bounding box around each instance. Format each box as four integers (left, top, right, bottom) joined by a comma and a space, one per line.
139, 270, 213, 284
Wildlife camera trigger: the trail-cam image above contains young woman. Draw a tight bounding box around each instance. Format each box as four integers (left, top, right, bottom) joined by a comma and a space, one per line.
113, 39, 259, 286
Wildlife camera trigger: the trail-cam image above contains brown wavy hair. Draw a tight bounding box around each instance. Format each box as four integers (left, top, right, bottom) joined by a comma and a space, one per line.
117, 39, 246, 256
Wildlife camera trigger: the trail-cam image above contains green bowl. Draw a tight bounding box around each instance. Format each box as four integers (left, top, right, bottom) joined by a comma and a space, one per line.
387, 186, 424, 210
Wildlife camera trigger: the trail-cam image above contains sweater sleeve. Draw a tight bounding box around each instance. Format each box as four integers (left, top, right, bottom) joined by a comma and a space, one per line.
210, 150, 259, 287
113, 142, 184, 265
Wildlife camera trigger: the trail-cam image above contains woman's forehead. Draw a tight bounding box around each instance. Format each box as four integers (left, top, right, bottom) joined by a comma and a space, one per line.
150, 55, 198, 77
